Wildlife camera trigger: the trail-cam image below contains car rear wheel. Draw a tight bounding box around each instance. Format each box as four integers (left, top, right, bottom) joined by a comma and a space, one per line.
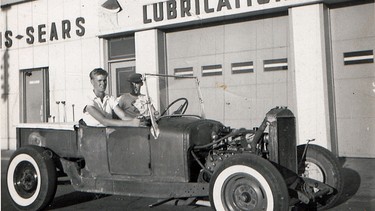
7, 146, 57, 211
297, 144, 343, 210
209, 154, 289, 211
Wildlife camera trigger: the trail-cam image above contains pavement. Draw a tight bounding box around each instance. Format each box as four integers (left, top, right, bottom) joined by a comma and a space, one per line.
1, 150, 375, 210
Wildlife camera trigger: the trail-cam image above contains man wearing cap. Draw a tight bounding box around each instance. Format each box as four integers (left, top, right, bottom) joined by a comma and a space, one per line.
117, 73, 153, 118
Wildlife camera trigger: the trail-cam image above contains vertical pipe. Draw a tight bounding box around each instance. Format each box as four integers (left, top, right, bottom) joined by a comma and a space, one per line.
56, 101, 60, 122
62, 101, 66, 122
72, 104, 75, 122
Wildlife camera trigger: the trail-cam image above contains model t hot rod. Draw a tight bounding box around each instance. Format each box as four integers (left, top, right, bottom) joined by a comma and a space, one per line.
6, 74, 343, 211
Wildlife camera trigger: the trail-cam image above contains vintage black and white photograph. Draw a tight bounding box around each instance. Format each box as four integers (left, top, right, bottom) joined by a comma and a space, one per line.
1, 0, 374, 210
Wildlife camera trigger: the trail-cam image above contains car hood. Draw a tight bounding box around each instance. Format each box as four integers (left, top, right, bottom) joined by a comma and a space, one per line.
157, 117, 224, 146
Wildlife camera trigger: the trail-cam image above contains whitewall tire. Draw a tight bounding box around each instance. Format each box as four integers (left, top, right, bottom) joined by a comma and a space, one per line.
6, 146, 57, 211
209, 154, 289, 211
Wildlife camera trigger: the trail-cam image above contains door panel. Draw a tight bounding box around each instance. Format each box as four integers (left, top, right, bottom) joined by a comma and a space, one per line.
166, 16, 291, 128
330, 3, 375, 157
22, 68, 49, 123
109, 61, 135, 97
107, 127, 151, 175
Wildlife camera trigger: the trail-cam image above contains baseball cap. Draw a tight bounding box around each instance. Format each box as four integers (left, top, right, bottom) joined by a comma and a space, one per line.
128, 73, 143, 83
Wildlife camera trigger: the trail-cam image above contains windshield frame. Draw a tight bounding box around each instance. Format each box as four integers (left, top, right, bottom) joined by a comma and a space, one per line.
142, 73, 206, 138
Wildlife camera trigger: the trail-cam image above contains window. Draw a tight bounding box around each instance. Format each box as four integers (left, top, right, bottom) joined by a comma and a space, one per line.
174, 67, 193, 78
108, 36, 135, 60
231, 61, 254, 74
202, 64, 222, 76
343, 50, 374, 65
264, 58, 288, 71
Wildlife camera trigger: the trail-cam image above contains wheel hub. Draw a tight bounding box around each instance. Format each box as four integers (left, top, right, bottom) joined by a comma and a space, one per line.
14, 161, 38, 198
224, 175, 267, 210
240, 192, 251, 203
303, 161, 325, 182
19, 169, 37, 191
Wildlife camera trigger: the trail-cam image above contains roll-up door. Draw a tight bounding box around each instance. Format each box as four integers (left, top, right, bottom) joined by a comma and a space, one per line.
330, 2, 375, 157
166, 14, 294, 128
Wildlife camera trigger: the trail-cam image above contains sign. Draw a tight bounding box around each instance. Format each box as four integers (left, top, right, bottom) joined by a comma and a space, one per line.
1, 17, 85, 48
142, 0, 321, 24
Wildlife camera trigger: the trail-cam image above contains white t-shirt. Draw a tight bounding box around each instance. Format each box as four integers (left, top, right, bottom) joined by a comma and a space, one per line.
117, 93, 150, 118
82, 91, 118, 126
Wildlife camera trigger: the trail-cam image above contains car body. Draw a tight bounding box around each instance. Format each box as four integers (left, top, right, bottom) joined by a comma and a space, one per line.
7, 74, 343, 211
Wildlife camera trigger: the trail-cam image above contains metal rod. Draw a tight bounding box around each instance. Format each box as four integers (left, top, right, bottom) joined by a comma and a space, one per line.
190, 150, 212, 176
250, 118, 268, 152
144, 73, 197, 79
143, 75, 160, 138
61, 101, 66, 122
145, 73, 205, 118
195, 78, 206, 119
72, 104, 75, 122
298, 139, 315, 169
193, 129, 244, 150
56, 101, 60, 122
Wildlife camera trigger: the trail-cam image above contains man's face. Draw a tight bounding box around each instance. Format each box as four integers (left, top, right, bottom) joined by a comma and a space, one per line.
91, 74, 107, 93
131, 82, 143, 95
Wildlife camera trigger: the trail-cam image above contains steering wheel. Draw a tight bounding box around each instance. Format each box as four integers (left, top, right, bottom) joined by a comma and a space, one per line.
161, 98, 189, 116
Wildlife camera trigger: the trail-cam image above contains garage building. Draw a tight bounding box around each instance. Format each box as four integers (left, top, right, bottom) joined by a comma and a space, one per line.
1, 0, 374, 157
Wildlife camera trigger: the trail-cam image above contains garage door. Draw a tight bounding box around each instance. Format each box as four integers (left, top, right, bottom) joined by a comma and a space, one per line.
330, 2, 375, 157
166, 14, 295, 128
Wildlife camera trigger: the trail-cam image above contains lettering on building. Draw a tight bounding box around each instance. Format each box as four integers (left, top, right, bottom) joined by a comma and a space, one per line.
143, 0, 285, 24
1, 17, 85, 48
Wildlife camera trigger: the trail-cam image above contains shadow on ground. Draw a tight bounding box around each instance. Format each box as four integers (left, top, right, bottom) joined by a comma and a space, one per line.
47, 192, 109, 210
333, 157, 362, 207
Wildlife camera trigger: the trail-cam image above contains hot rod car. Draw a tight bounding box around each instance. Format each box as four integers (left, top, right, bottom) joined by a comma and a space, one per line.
6, 74, 343, 211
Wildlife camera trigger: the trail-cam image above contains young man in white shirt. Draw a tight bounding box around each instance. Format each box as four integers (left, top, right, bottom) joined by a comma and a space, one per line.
82, 68, 140, 127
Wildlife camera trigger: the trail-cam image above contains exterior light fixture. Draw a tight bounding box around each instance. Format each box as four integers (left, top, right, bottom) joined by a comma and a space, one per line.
101, 0, 122, 12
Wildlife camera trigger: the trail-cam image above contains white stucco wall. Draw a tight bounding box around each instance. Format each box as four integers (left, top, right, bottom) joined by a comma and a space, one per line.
0, 0, 102, 149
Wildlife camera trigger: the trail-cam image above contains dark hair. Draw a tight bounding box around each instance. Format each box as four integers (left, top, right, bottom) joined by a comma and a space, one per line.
89, 68, 108, 80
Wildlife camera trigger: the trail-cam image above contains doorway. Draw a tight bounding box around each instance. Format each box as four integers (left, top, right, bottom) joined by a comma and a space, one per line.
109, 61, 136, 98
330, 2, 375, 157
20, 68, 49, 123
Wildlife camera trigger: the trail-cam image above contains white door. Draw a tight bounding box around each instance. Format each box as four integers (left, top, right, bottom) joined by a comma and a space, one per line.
21, 68, 49, 123
330, 3, 375, 157
109, 60, 136, 98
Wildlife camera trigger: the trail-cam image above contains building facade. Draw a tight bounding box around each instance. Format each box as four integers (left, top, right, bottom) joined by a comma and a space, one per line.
1, 0, 374, 157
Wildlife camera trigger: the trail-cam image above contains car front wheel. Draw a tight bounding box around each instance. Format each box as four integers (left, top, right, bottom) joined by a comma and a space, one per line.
297, 144, 343, 210
209, 154, 289, 211
7, 146, 57, 211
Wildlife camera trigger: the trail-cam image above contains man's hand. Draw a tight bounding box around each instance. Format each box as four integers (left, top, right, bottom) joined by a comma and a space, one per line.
128, 118, 141, 127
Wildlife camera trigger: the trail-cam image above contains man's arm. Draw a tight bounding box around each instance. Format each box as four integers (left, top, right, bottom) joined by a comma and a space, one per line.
113, 105, 136, 121
86, 105, 139, 127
